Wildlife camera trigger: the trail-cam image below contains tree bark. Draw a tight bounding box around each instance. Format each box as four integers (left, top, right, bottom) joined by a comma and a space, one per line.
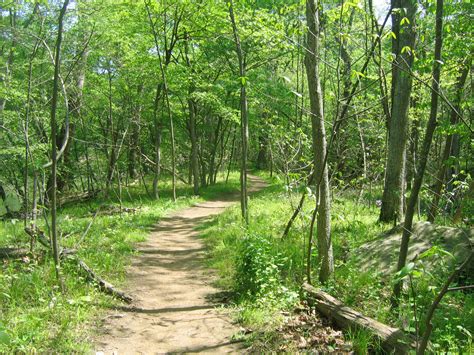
152, 83, 163, 199
50, 0, 70, 282
428, 60, 470, 222
379, 0, 417, 223
128, 84, 144, 179
393, 0, 443, 304
229, 0, 249, 224
304, 0, 333, 283
57, 41, 89, 192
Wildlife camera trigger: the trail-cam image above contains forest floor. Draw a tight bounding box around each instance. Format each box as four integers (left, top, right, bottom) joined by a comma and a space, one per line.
94, 175, 268, 354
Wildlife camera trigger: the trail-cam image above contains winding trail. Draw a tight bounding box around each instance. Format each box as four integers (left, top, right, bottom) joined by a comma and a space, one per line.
95, 175, 267, 354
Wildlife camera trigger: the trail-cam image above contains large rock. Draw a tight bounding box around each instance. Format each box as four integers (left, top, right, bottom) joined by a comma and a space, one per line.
353, 222, 473, 276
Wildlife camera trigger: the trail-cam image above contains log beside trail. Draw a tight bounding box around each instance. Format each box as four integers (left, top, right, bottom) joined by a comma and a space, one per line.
0, 247, 30, 259
75, 258, 133, 303
303, 283, 416, 354
24, 226, 133, 303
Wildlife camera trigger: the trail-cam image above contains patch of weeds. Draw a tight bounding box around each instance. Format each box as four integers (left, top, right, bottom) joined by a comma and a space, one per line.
345, 328, 381, 354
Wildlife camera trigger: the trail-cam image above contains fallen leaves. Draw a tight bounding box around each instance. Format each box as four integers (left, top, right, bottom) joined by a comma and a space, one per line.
276, 303, 352, 353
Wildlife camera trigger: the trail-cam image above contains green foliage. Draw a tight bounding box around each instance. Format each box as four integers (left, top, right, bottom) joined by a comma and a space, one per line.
236, 232, 297, 306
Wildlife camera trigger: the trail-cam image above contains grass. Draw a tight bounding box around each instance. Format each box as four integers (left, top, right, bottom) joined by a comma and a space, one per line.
1, 170, 471, 352
199, 171, 474, 353
0, 172, 241, 352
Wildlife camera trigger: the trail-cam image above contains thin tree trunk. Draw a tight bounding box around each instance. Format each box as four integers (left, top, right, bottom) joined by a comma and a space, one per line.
128, 84, 144, 179
379, 0, 417, 223
184, 33, 200, 194
282, 5, 393, 238
208, 117, 223, 185
428, 60, 470, 222
152, 84, 163, 199
24, 39, 40, 227
226, 127, 237, 184
417, 253, 473, 354
229, 0, 249, 224
105, 69, 117, 198
304, 0, 333, 284
50, 0, 70, 283
393, 0, 443, 305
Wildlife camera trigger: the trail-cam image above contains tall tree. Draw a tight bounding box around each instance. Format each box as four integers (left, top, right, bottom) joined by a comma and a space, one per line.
304, 0, 333, 283
393, 0, 444, 304
50, 0, 70, 282
379, 0, 417, 223
229, 0, 249, 224
184, 32, 200, 195
428, 58, 470, 222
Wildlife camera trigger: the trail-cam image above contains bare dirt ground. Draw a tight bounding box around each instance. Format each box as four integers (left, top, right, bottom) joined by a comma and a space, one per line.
95, 175, 267, 354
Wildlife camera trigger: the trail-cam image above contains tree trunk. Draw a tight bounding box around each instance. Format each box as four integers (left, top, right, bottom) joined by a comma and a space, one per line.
50, 0, 70, 283
256, 133, 268, 170
128, 84, 144, 179
304, 0, 333, 284
152, 83, 163, 200
334, 10, 354, 178
183, 33, 199, 194
428, 60, 470, 222
229, 0, 249, 224
393, 0, 443, 304
208, 116, 223, 185
105, 69, 117, 198
58, 44, 89, 192
379, 0, 417, 223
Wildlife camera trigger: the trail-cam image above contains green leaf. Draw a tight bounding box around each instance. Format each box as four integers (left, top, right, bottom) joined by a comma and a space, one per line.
394, 262, 415, 282
401, 46, 412, 55
400, 17, 410, 25
419, 246, 454, 260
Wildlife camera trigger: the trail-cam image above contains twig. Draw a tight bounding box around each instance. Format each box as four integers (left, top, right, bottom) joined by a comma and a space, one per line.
447, 285, 474, 292
74, 206, 102, 248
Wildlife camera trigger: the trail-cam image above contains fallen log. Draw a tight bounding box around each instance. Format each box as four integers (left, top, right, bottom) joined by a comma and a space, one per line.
97, 205, 138, 216
23, 226, 131, 304
75, 258, 133, 303
58, 190, 100, 207
303, 283, 415, 354
0, 247, 30, 260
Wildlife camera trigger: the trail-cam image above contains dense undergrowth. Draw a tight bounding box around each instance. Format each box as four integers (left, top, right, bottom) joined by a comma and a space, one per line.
199, 172, 473, 353
0, 174, 241, 352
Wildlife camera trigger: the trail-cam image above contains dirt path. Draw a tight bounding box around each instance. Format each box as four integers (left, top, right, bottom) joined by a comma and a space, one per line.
95, 175, 267, 354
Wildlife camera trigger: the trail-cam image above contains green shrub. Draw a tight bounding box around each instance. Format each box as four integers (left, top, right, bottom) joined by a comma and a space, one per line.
236, 233, 293, 305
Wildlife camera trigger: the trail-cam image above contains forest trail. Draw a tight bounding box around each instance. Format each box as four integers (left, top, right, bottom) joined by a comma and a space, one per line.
95, 175, 268, 354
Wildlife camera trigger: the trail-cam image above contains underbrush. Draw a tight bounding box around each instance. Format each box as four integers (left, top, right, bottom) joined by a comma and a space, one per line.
199, 172, 473, 353
0, 173, 240, 352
